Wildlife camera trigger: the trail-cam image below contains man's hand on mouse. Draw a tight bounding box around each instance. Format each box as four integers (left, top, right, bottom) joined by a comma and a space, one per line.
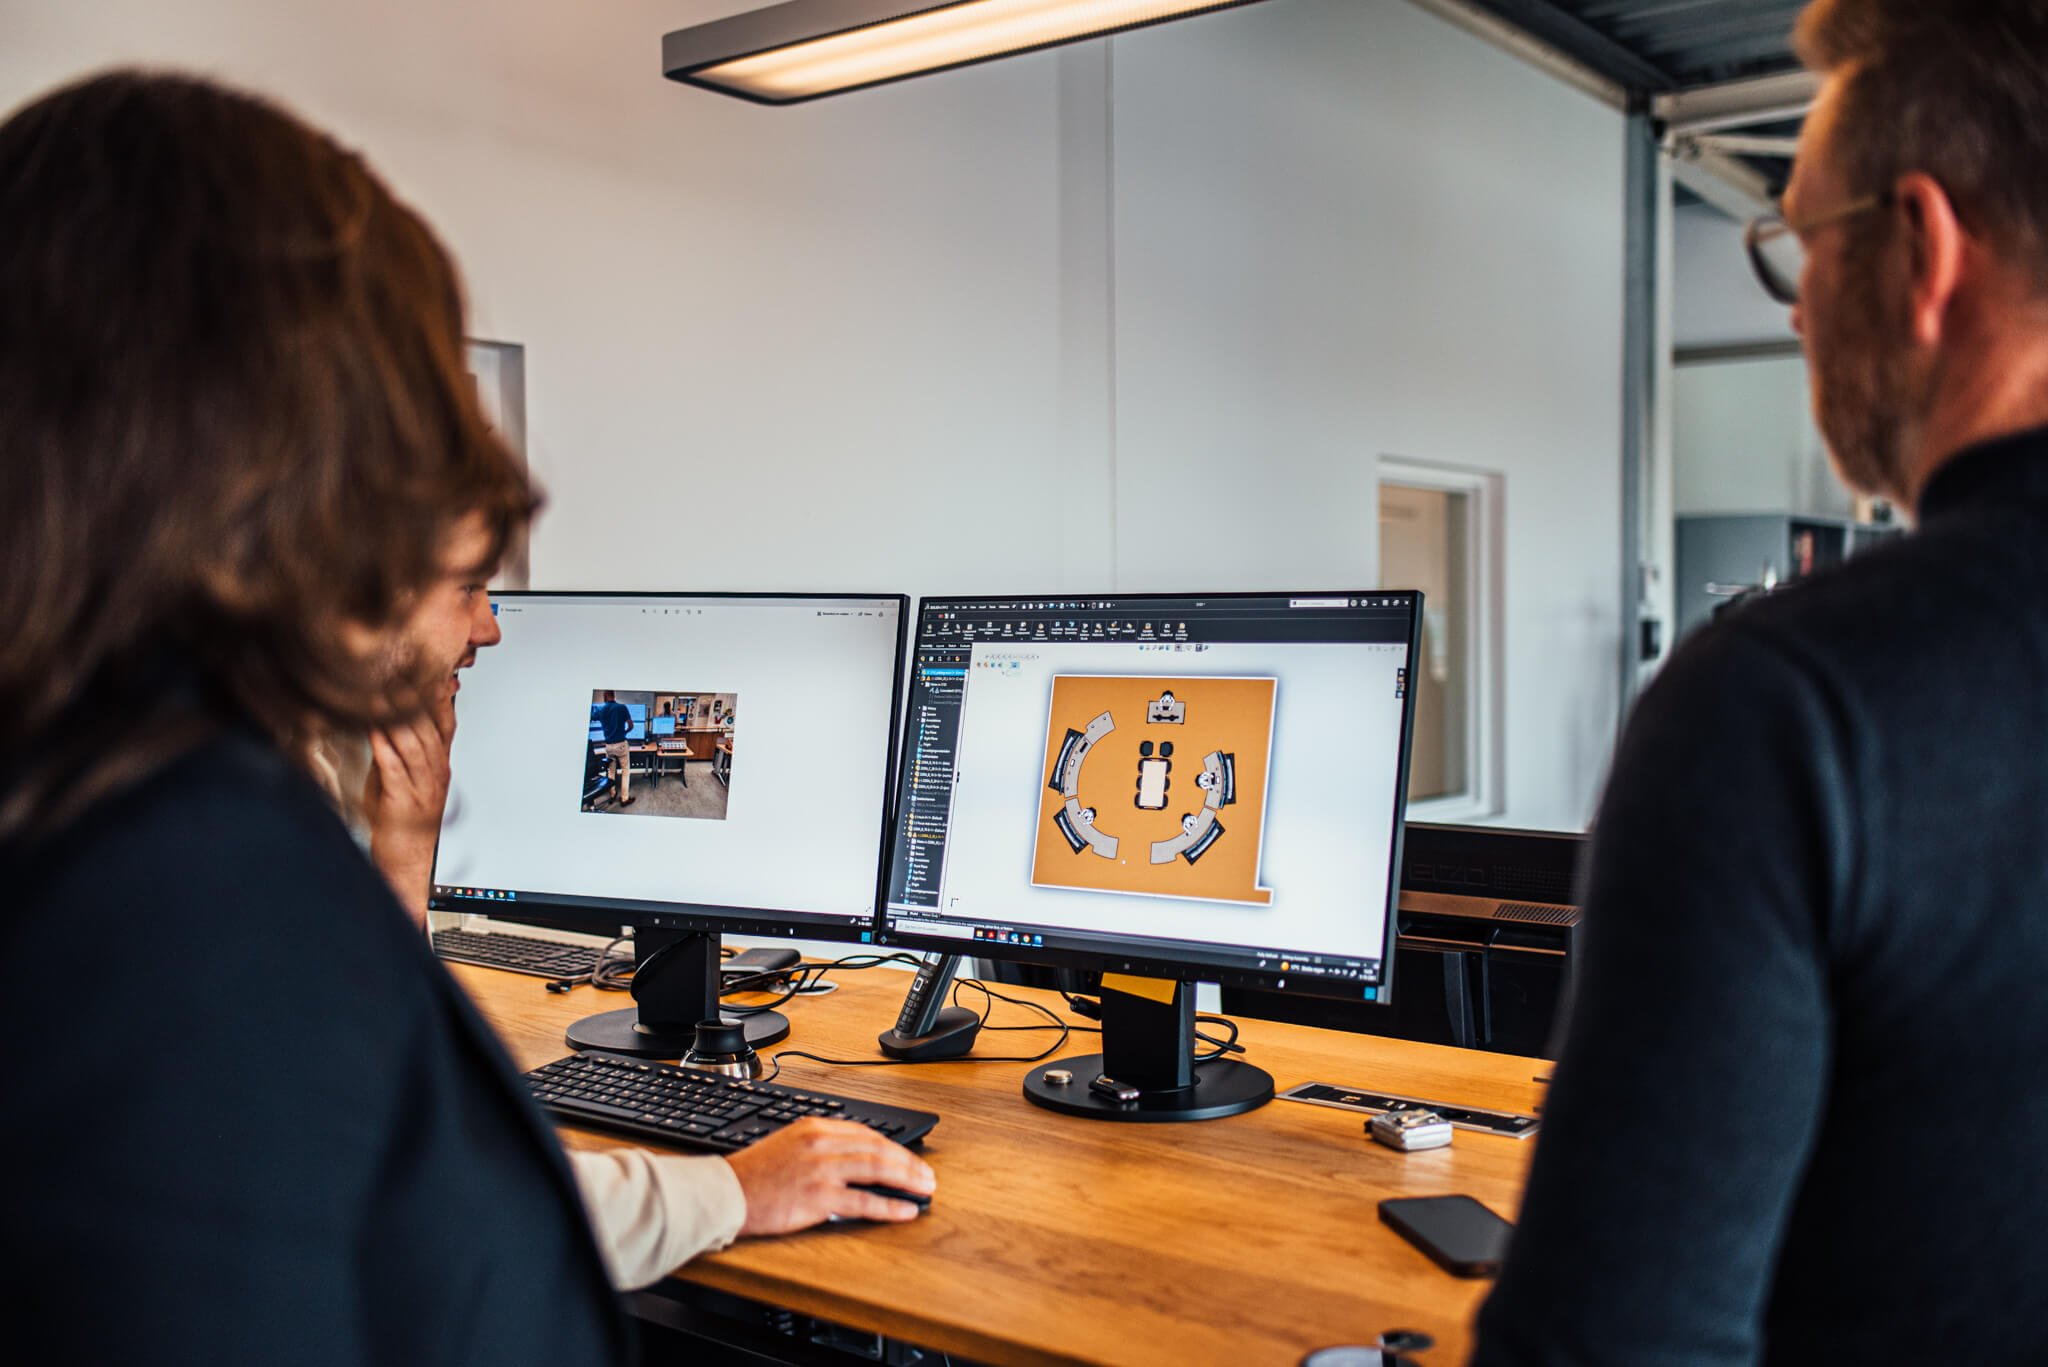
725, 1117, 935, 1234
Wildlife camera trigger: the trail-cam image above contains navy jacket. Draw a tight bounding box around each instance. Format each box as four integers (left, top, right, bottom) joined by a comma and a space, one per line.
599, 701, 632, 744
0, 733, 626, 1364
1475, 427, 2048, 1364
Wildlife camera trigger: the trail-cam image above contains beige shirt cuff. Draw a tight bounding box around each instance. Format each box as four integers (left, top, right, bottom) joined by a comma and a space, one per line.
566, 1146, 748, 1290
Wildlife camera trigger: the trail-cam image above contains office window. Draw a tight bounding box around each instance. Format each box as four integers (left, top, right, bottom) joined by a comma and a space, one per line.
1379, 459, 1501, 820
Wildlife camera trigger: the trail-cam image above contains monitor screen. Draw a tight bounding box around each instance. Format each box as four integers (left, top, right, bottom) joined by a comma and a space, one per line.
651, 716, 676, 736
587, 702, 650, 740
432, 592, 908, 940
881, 592, 1419, 1003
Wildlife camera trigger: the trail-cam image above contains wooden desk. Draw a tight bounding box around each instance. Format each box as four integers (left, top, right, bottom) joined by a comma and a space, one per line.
677, 727, 723, 761
455, 963, 1544, 1365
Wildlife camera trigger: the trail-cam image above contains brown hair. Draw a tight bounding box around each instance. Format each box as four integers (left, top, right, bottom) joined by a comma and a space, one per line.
1795, 0, 2048, 291
0, 70, 536, 844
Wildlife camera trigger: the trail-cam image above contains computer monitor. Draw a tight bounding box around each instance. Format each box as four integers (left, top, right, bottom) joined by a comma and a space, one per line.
879, 591, 1420, 1122
586, 703, 649, 742
432, 591, 909, 1055
651, 716, 677, 737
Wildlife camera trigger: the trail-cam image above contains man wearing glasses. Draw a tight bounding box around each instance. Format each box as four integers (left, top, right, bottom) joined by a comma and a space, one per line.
1474, 2, 2048, 1362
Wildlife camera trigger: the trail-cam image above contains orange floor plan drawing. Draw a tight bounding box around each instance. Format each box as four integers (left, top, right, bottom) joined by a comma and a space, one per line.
1032, 675, 1276, 906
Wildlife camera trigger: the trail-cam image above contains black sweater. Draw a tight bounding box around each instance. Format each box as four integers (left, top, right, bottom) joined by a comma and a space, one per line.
1473, 426, 2048, 1363
0, 732, 625, 1365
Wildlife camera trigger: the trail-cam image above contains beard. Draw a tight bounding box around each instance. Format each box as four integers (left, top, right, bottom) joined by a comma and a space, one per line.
1810, 238, 1924, 505
369, 627, 460, 723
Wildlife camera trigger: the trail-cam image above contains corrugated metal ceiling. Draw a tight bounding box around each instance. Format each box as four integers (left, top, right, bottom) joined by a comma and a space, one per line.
1461, 0, 1807, 93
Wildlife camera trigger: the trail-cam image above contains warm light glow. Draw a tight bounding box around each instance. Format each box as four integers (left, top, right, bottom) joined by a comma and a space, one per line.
690, 0, 1245, 100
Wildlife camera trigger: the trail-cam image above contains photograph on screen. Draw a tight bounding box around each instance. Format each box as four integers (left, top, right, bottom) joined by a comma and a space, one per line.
1031, 675, 1275, 907
582, 687, 735, 821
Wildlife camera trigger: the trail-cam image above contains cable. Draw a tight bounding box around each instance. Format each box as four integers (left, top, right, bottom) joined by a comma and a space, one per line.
757, 975, 1079, 1081
590, 936, 637, 991
749, 976, 1250, 1085
720, 951, 926, 1016
554, 943, 925, 1005
1194, 1013, 1243, 1062
543, 935, 637, 994
1058, 991, 1244, 1061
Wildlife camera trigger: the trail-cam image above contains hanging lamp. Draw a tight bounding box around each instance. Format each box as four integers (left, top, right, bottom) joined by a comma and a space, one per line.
663, 0, 1267, 104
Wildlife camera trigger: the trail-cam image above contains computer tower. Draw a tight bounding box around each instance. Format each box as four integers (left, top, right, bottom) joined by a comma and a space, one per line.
1221, 823, 1583, 1058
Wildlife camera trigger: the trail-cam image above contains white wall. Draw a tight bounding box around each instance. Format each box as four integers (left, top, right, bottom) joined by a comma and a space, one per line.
0, 0, 1076, 603
0, 0, 1627, 830
1109, 0, 1626, 828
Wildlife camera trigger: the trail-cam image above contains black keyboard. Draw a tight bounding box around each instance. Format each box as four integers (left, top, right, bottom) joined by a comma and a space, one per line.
524, 1050, 940, 1153
432, 928, 612, 979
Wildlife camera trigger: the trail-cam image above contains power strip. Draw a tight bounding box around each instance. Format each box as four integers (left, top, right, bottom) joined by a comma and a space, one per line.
1278, 1082, 1539, 1139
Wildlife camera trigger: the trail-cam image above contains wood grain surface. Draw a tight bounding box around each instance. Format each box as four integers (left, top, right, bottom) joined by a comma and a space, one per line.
455, 961, 1545, 1366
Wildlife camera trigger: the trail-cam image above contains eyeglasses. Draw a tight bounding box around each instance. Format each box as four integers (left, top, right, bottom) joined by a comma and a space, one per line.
1744, 191, 1893, 305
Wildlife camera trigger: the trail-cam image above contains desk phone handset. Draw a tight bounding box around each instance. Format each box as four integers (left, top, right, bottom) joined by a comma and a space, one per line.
877, 953, 981, 1061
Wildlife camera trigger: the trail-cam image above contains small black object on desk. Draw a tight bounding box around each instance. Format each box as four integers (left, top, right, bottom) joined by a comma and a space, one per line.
849, 1182, 932, 1212
680, 1018, 766, 1079
879, 953, 981, 1061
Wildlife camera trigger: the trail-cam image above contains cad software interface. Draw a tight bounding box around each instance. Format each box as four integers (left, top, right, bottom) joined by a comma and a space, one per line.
434, 593, 903, 934
883, 594, 1416, 997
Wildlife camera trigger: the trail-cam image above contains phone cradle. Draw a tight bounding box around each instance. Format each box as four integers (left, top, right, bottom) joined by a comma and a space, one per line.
878, 1007, 981, 1061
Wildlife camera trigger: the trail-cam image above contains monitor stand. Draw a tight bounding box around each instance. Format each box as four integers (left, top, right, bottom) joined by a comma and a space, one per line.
564, 928, 790, 1057
1022, 979, 1272, 1122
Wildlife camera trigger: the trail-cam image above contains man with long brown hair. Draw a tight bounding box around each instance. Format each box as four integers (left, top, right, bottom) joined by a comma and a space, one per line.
1475, 1, 2048, 1361
0, 70, 929, 1361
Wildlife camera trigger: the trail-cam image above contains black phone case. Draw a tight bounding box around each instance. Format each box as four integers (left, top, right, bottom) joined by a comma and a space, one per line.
1378, 1195, 1512, 1277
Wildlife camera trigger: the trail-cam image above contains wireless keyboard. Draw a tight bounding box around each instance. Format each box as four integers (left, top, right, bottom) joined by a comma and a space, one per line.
432, 928, 612, 980
523, 1050, 940, 1152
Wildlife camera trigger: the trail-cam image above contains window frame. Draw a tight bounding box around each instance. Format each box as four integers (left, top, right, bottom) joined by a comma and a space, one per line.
1378, 457, 1504, 823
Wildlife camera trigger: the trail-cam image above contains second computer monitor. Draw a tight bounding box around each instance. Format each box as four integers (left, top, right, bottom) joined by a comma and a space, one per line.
433, 591, 909, 1053
881, 592, 1420, 1119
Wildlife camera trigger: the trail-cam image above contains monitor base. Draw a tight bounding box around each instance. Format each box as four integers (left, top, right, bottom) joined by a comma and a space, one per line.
1023, 1053, 1273, 1122
566, 1007, 790, 1057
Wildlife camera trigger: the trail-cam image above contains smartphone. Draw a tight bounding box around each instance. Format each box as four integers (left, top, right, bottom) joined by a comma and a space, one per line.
721, 946, 801, 983
1378, 1195, 1513, 1277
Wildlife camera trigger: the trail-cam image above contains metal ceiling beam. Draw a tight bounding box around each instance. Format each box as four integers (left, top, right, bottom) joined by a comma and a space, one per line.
1665, 134, 1777, 220
1660, 31, 1804, 75
1694, 132, 1798, 158
1578, 0, 1781, 23
1653, 69, 1816, 133
1432, 0, 1679, 91
1619, 110, 1659, 707
1616, 6, 1803, 52
1403, 0, 1630, 108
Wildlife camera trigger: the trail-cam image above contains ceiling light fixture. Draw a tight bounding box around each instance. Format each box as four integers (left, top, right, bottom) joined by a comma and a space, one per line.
663, 0, 1266, 105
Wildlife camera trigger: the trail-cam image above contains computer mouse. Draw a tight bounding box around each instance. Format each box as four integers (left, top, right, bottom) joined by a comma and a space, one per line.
849, 1182, 932, 1213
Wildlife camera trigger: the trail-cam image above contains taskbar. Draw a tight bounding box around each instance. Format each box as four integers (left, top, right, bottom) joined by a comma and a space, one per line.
883, 909, 1386, 999
432, 884, 874, 936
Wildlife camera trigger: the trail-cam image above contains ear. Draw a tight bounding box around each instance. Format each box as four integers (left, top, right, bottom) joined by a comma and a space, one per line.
1896, 171, 1966, 348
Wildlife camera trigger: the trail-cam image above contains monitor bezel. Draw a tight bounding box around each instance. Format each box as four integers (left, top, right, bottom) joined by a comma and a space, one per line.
430, 588, 911, 945
876, 589, 1422, 1004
